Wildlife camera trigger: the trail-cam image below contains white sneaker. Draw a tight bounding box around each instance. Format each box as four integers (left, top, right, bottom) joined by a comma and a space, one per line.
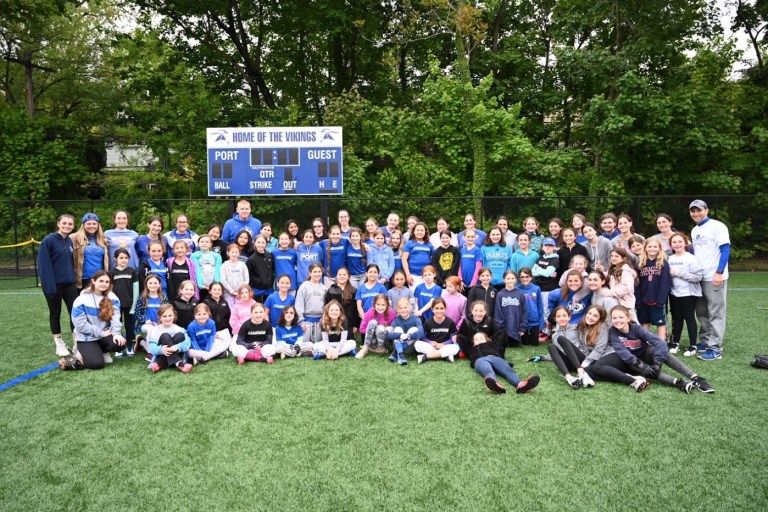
54, 336, 70, 357
103, 353, 113, 364
114, 350, 125, 359
447, 354, 455, 363
355, 345, 369, 360
630, 377, 650, 392
565, 374, 580, 390
580, 372, 596, 387
417, 354, 427, 364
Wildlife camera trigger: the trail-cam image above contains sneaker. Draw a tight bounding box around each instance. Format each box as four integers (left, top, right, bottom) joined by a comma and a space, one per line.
698, 348, 722, 361
237, 356, 245, 365
114, 350, 125, 358
349, 349, 356, 357
355, 346, 369, 360
313, 353, 325, 360
446, 354, 455, 363
516, 375, 540, 394
149, 362, 161, 372
675, 379, 694, 394
126, 346, 135, 357
103, 353, 113, 364
388, 351, 397, 362
178, 363, 192, 373
684, 343, 707, 357
484, 377, 506, 394
580, 372, 596, 387
280, 353, 286, 360
692, 376, 715, 393
397, 353, 408, 366
54, 336, 70, 357
417, 354, 427, 364
265, 356, 274, 364
565, 374, 581, 390
630, 377, 650, 393
668, 342, 680, 354
144, 353, 153, 363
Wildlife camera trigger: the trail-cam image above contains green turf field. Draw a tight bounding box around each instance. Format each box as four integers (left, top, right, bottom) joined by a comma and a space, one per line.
2, 274, 767, 511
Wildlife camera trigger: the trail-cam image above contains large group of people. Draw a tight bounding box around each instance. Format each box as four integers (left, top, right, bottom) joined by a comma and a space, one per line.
40, 199, 729, 394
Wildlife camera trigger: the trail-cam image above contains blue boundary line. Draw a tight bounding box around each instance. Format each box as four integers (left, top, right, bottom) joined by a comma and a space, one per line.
0, 362, 59, 392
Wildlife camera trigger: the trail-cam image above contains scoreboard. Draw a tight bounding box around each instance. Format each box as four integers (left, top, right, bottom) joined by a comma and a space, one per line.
207, 126, 343, 196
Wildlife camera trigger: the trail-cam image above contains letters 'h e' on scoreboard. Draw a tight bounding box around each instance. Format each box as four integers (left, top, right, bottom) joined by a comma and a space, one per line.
207, 126, 343, 196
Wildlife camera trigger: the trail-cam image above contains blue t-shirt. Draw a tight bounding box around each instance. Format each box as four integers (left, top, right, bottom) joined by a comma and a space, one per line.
345, 244, 367, 275
414, 283, 443, 320
187, 319, 217, 352
275, 324, 302, 345
459, 245, 483, 285
481, 244, 513, 286
273, 248, 298, 290
355, 282, 388, 313
145, 295, 163, 323
403, 240, 433, 277
264, 292, 296, 326
296, 244, 324, 283
82, 237, 106, 280
320, 239, 348, 278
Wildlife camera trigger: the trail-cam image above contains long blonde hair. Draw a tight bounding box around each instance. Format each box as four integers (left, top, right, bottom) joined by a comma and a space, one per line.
639, 238, 666, 270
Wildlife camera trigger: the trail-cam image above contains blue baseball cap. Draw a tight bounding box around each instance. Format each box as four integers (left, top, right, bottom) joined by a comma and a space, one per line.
542, 237, 557, 246
82, 213, 100, 223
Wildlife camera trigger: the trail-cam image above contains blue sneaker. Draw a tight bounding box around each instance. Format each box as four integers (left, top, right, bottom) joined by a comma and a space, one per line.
313, 353, 326, 360
397, 353, 408, 365
697, 348, 722, 361
348, 349, 356, 357
388, 351, 397, 362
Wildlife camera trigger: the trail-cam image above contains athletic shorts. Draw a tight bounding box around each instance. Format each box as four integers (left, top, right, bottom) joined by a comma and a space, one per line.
637, 303, 666, 326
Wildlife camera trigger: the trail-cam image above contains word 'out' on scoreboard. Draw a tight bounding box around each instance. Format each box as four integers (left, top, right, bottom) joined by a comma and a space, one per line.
207, 126, 343, 196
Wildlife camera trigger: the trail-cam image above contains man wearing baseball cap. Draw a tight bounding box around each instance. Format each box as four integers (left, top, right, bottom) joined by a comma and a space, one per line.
687, 200, 730, 361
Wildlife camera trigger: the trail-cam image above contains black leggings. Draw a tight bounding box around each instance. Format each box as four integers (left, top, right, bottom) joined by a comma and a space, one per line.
118, 307, 135, 343
77, 336, 120, 370
589, 349, 679, 386
669, 295, 698, 345
548, 336, 586, 375
155, 332, 187, 368
521, 327, 540, 347
45, 283, 79, 334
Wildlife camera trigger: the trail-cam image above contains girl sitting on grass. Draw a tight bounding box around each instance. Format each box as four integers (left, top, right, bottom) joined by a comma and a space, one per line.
547, 305, 610, 390
147, 304, 192, 373
416, 298, 459, 364
273, 306, 312, 359
233, 302, 275, 365
187, 303, 229, 365
314, 300, 356, 360
357, 294, 397, 359
386, 297, 425, 365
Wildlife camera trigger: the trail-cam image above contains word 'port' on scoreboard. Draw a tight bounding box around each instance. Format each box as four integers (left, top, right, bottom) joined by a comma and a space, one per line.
207, 126, 343, 196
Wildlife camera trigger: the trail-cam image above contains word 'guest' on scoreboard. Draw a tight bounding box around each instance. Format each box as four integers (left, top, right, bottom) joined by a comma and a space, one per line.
207, 126, 343, 196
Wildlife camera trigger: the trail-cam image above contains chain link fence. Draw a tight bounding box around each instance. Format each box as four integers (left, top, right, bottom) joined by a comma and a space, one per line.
1, 195, 765, 281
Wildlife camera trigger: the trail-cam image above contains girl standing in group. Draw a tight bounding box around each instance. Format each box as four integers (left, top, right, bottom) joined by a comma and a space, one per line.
39, 214, 78, 357
458, 229, 483, 288
494, 270, 528, 348
357, 294, 397, 359
465, 267, 497, 317
247, 234, 275, 303
338, 210, 353, 239
571, 214, 588, 244
104, 210, 139, 269
441, 276, 466, 329
356, 264, 388, 318
234, 230, 253, 262
311, 218, 327, 243
71, 212, 110, 291
138, 240, 169, 296
532, 238, 560, 340
147, 304, 192, 373
191, 234, 222, 301
264, 274, 296, 327
510, 232, 539, 276
368, 229, 395, 286
171, 279, 198, 329
385, 229, 402, 273
431, 230, 460, 288
547, 218, 564, 248
637, 238, 672, 341
202, 281, 233, 355
457, 213, 487, 247
110, 249, 138, 357
324, 267, 359, 333
548, 270, 592, 325
346, 228, 368, 288
163, 214, 197, 255
295, 263, 328, 346
133, 274, 168, 354
273, 305, 312, 358
653, 213, 676, 256
481, 226, 513, 290
547, 305, 609, 389
402, 222, 433, 288
314, 300, 356, 360
363, 217, 379, 244
612, 214, 644, 251
667, 233, 703, 355
58, 271, 127, 371
273, 232, 298, 293
166, 240, 198, 301
386, 297, 424, 365
296, 229, 324, 284
208, 224, 229, 255
429, 217, 458, 249
416, 298, 459, 363
557, 227, 589, 278
387, 269, 414, 313
581, 223, 612, 272
187, 303, 230, 364
137, 216, 164, 265
232, 302, 275, 365
220, 244, 249, 307
516, 217, 545, 254
495, 216, 518, 249
260, 223, 278, 252
517, 267, 544, 346
230, 284, 256, 336
586, 270, 619, 320
604, 248, 637, 316
414, 265, 442, 320
321, 225, 348, 285
284, 219, 301, 248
